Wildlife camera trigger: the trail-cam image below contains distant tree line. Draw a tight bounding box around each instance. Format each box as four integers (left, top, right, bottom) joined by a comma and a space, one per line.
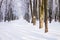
0, 0, 18, 22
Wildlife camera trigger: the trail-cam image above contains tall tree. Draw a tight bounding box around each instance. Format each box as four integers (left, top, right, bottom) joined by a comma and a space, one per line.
24, 0, 30, 22
30, 0, 33, 23
39, 0, 44, 28
49, 8, 52, 23
55, 7, 58, 22
49, 0, 53, 23
31, 0, 37, 25
44, 0, 48, 33
54, 0, 59, 22
4, 0, 7, 22
35, 0, 38, 19
59, 0, 60, 22
39, 0, 40, 27
0, 0, 3, 22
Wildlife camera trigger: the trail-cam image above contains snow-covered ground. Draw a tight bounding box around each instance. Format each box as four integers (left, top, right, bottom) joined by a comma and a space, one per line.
0, 17, 60, 40
0, 0, 60, 40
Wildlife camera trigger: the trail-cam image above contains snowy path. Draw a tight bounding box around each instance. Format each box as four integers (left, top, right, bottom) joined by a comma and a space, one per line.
0, 18, 60, 40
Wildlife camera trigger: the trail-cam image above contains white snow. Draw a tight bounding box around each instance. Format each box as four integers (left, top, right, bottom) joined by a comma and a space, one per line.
0, 0, 60, 40
0, 18, 60, 40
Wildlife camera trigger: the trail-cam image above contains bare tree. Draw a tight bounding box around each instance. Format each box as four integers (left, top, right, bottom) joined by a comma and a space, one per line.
24, 0, 30, 23
59, 0, 60, 22
30, 0, 33, 23
49, 8, 52, 23
49, 0, 53, 23
55, 7, 58, 22
0, 0, 3, 22
44, 0, 48, 33
39, 0, 44, 28
32, 0, 37, 25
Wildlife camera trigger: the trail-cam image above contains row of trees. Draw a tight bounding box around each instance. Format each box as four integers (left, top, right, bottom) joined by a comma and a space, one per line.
29, 0, 60, 33
0, 0, 60, 32
0, 0, 18, 22
29, 0, 48, 33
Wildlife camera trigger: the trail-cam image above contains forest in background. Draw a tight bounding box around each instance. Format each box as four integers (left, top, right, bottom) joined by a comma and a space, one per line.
0, 0, 60, 33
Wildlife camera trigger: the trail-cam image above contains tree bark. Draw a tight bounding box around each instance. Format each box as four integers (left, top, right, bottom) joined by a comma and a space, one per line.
30, 0, 33, 23
59, 0, 60, 22
49, 0, 53, 23
44, 0, 48, 33
32, 0, 37, 25
39, 0, 44, 28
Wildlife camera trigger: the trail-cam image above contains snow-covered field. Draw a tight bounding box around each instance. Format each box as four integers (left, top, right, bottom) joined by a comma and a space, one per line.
0, 0, 60, 40
0, 18, 60, 40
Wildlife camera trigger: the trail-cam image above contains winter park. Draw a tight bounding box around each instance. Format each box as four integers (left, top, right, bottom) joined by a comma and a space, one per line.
0, 0, 60, 40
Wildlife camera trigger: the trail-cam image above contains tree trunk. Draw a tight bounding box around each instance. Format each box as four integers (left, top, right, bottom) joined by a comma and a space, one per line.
4, 0, 7, 22
59, 0, 60, 22
32, 0, 37, 25
49, 8, 52, 23
44, 0, 48, 33
24, 1, 30, 23
30, 0, 33, 23
39, 0, 44, 28
55, 7, 58, 22
49, 0, 53, 23
0, 0, 3, 22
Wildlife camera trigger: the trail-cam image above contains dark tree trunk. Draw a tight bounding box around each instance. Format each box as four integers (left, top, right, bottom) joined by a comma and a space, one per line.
49, 9, 52, 23
39, 0, 41, 28
24, 1, 30, 23
33, 0, 37, 19
31, 0, 37, 25
0, 0, 3, 22
49, 0, 53, 23
55, 7, 58, 22
59, 0, 60, 22
4, 0, 7, 22
44, 0, 48, 33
